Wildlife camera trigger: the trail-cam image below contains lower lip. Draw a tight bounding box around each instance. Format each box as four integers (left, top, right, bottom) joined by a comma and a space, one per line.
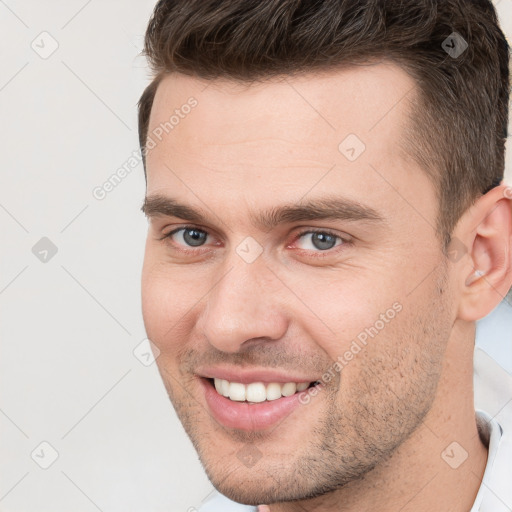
200, 378, 309, 431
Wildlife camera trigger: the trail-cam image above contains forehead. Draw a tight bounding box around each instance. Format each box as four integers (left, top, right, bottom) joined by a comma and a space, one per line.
145, 63, 433, 227
148, 61, 417, 145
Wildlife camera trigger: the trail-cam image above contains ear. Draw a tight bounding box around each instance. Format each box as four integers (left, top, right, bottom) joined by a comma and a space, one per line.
454, 184, 512, 322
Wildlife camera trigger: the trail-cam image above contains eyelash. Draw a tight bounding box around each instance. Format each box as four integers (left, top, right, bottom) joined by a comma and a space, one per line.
160, 225, 352, 258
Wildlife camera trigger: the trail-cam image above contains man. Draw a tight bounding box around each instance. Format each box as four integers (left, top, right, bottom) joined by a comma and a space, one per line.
138, 1, 512, 510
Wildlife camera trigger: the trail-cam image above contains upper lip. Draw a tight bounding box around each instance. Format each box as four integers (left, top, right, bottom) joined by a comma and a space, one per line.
197, 366, 319, 384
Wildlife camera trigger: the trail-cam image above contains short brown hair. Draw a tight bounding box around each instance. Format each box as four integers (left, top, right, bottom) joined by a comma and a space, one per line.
138, 0, 510, 248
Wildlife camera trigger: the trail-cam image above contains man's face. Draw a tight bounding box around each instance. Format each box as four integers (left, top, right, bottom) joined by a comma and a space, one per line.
141, 63, 455, 504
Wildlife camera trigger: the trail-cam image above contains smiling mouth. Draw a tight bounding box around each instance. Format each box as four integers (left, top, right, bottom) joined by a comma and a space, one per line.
207, 377, 321, 403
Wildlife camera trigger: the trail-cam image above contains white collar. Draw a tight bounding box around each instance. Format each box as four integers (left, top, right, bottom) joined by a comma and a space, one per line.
471, 348, 512, 511
470, 410, 504, 511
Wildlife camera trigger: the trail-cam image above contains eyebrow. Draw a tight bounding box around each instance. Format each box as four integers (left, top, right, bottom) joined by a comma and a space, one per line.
141, 194, 386, 230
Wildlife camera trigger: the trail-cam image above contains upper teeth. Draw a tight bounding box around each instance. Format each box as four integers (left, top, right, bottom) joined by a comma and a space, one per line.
214, 378, 310, 402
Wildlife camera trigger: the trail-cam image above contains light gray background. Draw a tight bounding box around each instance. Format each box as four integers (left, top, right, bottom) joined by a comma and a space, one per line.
1, 1, 511, 511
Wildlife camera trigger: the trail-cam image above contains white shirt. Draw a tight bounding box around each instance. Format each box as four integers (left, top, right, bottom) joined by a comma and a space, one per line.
199, 343, 512, 512
471, 348, 512, 511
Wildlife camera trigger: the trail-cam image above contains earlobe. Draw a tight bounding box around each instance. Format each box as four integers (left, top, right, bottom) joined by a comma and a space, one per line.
456, 186, 512, 322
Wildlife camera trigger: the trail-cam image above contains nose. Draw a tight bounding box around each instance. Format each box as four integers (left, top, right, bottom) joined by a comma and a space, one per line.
197, 257, 289, 353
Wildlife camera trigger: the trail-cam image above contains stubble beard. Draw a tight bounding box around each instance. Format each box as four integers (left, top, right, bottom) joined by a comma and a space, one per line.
159, 267, 451, 506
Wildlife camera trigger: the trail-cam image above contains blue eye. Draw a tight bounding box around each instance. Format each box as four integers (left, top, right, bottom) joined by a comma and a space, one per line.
296, 231, 343, 251
161, 226, 347, 257
168, 227, 209, 247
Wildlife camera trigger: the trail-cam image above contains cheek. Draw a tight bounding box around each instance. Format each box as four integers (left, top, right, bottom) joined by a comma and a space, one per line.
288, 271, 404, 362
336, 271, 450, 402
290, 241, 443, 366
141, 258, 203, 354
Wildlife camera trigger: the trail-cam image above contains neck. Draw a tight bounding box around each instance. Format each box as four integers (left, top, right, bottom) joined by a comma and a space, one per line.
269, 320, 488, 512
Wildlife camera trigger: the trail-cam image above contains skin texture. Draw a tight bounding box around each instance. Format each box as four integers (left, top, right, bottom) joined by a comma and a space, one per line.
141, 62, 512, 511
